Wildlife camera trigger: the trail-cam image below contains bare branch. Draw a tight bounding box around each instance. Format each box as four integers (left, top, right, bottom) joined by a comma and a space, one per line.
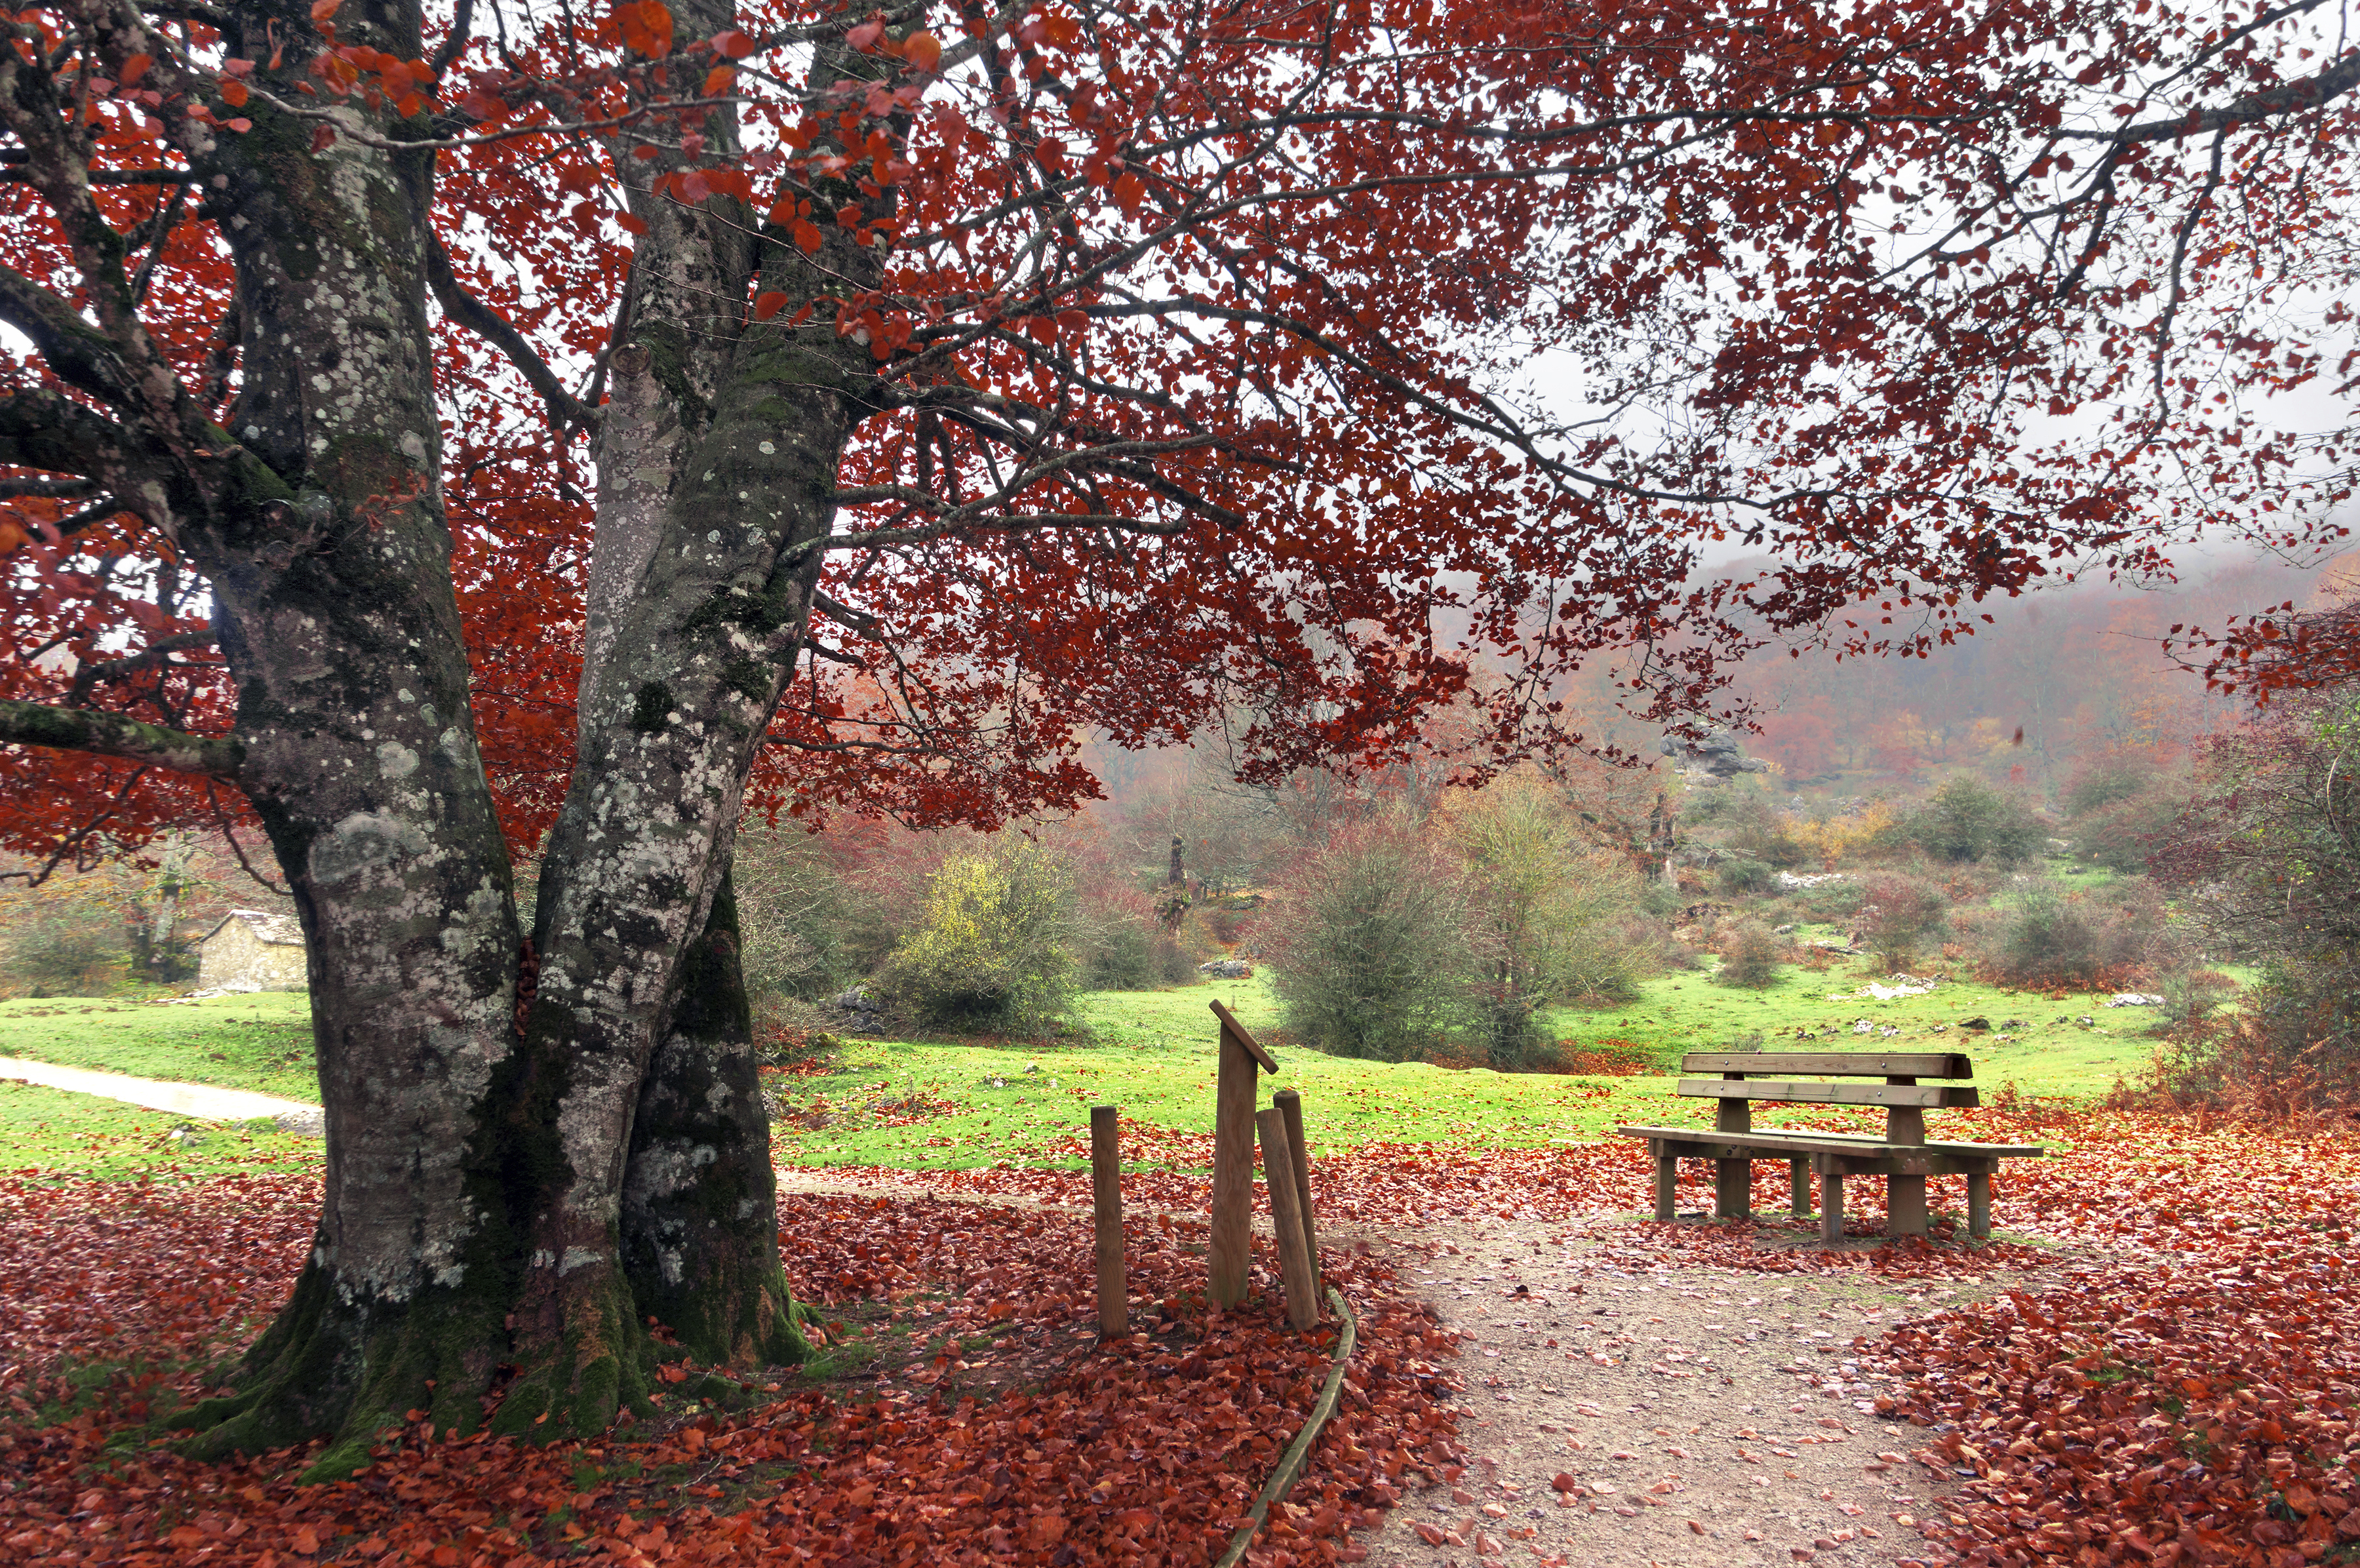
425, 233, 600, 435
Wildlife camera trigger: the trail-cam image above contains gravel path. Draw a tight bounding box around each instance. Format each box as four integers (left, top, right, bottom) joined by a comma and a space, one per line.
1348, 1215, 2056, 1568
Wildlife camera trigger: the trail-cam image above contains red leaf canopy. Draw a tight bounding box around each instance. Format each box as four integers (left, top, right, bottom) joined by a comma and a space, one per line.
3, 0, 2353, 864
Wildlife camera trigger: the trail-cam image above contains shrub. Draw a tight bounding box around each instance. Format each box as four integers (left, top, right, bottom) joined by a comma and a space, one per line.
2072, 788, 2182, 874
0, 914, 137, 997
1714, 922, 1784, 989
1984, 879, 2165, 988
882, 842, 1078, 1034
1082, 924, 1197, 989
1716, 857, 1775, 895
2064, 749, 2168, 818
732, 823, 859, 1002
1910, 776, 2045, 865
2158, 966, 2239, 1032
1854, 872, 1949, 971
1262, 817, 1478, 1062
1447, 778, 1651, 1068
1994, 884, 2098, 985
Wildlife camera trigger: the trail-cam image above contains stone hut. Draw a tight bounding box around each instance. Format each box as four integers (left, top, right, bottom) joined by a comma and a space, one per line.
194, 909, 308, 991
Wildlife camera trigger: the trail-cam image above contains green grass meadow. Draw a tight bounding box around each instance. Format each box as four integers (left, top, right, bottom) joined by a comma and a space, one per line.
0, 953, 2161, 1181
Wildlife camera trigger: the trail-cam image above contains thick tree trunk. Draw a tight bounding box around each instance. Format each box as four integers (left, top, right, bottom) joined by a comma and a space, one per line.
155, 0, 888, 1471
623, 872, 810, 1367
172, 1, 530, 1476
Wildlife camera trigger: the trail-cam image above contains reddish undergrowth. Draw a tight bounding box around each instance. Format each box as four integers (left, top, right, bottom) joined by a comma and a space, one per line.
0, 1181, 1461, 1567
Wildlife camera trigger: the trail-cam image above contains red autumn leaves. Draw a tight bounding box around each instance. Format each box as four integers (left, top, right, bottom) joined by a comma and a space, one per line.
4, 1105, 2354, 1565
0, 1181, 1461, 1565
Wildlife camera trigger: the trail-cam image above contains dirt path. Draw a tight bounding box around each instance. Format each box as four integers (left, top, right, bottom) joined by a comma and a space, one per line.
0, 1053, 323, 1134
776, 1166, 2077, 1568
1349, 1213, 2067, 1568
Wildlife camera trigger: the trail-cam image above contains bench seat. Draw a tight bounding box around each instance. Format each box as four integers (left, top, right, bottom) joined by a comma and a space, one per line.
1613, 1051, 2043, 1242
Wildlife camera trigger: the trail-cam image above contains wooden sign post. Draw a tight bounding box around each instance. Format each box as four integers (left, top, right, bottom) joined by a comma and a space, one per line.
1255, 1107, 1320, 1331
1207, 999, 1277, 1308
1272, 1086, 1319, 1281
1091, 1104, 1125, 1337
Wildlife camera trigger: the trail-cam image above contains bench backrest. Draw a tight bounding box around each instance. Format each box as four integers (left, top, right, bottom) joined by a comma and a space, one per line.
1682, 1052, 1971, 1078
1676, 1051, 1978, 1145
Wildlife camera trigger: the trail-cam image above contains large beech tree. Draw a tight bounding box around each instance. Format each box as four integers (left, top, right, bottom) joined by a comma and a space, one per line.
2, 0, 2354, 1467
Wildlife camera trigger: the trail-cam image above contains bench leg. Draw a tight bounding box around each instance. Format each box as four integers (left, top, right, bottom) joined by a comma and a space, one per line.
1820, 1173, 1844, 1243
1789, 1156, 1809, 1217
1654, 1152, 1677, 1222
1716, 1158, 1752, 1221
1969, 1171, 1992, 1240
1889, 1173, 1929, 1238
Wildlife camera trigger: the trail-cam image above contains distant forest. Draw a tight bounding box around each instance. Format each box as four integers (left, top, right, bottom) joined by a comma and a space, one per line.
1091, 552, 2356, 810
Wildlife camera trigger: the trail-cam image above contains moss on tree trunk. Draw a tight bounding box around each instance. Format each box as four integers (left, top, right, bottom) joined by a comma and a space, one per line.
623, 870, 813, 1367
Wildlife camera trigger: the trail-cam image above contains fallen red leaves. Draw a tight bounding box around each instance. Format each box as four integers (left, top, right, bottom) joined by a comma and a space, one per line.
0, 1180, 1462, 1566
1858, 1115, 2360, 1568
7, 1107, 2357, 1567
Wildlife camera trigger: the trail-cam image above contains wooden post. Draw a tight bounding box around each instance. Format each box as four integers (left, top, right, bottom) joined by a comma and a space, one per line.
1968, 1169, 1992, 1240
1208, 1000, 1278, 1307
1788, 1156, 1809, 1217
1256, 1107, 1319, 1331
1653, 1147, 1677, 1221
1092, 1104, 1126, 1338
1272, 1087, 1319, 1275
1715, 1070, 1752, 1220
1885, 1078, 1928, 1237
1820, 1166, 1845, 1244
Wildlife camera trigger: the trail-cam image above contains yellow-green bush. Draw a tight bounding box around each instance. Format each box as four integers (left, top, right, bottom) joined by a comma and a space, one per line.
884, 842, 1077, 1034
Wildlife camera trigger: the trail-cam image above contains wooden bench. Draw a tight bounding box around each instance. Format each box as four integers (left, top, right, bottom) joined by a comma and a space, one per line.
1615, 1051, 2043, 1242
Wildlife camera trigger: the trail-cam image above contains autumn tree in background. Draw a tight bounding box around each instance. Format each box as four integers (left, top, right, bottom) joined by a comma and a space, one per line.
1442, 774, 1646, 1067
3, 0, 2356, 1468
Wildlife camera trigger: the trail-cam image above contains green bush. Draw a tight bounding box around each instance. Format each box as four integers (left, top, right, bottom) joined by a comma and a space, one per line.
0, 915, 137, 998
883, 842, 1078, 1034
1449, 779, 1650, 1068
1716, 857, 1775, 895
1713, 922, 1784, 989
1995, 885, 2098, 985
1909, 777, 2045, 865
1263, 818, 1476, 1062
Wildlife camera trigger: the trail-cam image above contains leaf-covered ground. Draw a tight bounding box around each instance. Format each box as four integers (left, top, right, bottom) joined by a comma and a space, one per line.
0, 1174, 1460, 1566
3, 1106, 2354, 1565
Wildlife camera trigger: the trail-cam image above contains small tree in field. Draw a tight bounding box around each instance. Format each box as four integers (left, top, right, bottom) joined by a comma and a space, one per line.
886, 842, 1077, 1035
1446, 776, 1646, 1068
1263, 818, 1477, 1061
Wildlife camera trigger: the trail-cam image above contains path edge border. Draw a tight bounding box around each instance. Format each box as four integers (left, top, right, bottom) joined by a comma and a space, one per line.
1215, 1285, 1359, 1568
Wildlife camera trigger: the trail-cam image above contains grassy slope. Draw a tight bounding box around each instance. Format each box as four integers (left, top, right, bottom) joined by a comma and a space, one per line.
0, 1079, 323, 1179
0, 954, 2161, 1181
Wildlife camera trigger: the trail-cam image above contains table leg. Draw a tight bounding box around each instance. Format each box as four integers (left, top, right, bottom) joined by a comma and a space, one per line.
1820, 1173, 1844, 1244
1889, 1173, 1929, 1237
1789, 1156, 1809, 1217
1969, 1171, 1992, 1240
1654, 1150, 1677, 1222
1716, 1158, 1752, 1220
